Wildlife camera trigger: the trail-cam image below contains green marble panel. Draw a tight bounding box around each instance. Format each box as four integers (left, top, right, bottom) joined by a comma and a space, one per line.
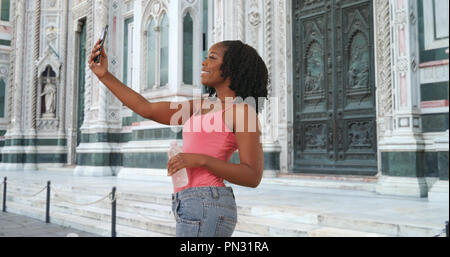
131, 128, 182, 141
2, 153, 66, 164
421, 82, 449, 102
438, 151, 449, 180
122, 152, 168, 169
417, 0, 449, 62
381, 152, 425, 178
3, 138, 66, 146
229, 151, 281, 171
424, 152, 438, 177
422, 113, 449, 133
77, 153, 120, 167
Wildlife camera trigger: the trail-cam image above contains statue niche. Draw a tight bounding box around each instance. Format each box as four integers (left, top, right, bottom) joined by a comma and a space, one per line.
41, 66, 57, 119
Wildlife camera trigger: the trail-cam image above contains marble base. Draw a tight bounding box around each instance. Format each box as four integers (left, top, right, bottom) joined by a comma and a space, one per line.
0, 163, 24, 171
376, 175, 428, 198
262, 170, 278, 178
42, 113, 56, 119
73, 165, 114, 177
428, 180, 449, 202
22, 163, 38, 171
117, 167, 170, 182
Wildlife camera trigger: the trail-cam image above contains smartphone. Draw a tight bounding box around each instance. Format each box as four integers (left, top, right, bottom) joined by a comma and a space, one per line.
94, 25, 109, 63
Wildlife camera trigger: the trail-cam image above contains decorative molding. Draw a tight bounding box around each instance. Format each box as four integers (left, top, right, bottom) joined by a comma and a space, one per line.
31, 0, 42, 131
374, 0, 393, 137
235, 0, 245, 41
11, 0, 26, 134
262, 0, 274, 145
140, 0, 169, 92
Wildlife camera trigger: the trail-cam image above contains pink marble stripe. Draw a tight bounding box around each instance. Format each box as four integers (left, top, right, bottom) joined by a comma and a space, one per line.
421, 100, 449, 108
419, 59, 449, 68
113, 16, 117, 54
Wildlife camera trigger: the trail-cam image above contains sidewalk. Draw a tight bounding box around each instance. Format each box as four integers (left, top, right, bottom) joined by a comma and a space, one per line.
0, 212, 99, 237
0, 169, 448, 237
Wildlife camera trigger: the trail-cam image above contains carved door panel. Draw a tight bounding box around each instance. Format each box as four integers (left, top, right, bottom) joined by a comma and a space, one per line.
292, 0, 377, 176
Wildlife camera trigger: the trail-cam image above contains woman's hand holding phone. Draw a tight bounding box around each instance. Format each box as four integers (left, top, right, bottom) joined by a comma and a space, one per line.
89, 38, 109, 79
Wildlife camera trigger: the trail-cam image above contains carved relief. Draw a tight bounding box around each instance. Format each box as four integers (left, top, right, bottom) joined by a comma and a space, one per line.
304, 123, 327, 150
303, 20, 325, 100
305, 41, 324, 95
47, 0, 58, 9
347, 120, 373, 149
344, 8, 371, 97
348, 32, 370, 89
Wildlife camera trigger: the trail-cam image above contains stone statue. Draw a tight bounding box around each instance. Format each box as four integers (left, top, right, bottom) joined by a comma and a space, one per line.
41, 77, 57, 118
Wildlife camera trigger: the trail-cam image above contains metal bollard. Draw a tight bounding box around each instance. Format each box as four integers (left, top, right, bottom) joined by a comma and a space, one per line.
446, 221, 449, 237
46, 181, 51, 223
111, 187, 117, 237
2, 177, 6, 213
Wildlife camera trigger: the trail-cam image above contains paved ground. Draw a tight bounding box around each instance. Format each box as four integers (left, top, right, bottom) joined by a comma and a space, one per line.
0, 212, 100, 237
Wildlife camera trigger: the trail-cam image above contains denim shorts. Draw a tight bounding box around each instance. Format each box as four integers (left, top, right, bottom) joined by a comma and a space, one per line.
171, 187, 237, 237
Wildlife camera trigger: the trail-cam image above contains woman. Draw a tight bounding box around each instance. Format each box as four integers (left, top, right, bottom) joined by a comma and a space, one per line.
89, 39, 268, 237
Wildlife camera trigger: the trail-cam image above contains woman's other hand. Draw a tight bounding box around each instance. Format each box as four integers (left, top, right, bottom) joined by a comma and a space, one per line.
167, 153, 207, 177
88, 38, 109, 79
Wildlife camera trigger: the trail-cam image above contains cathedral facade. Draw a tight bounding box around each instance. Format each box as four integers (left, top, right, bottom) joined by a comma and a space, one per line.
0, 0, 448, 200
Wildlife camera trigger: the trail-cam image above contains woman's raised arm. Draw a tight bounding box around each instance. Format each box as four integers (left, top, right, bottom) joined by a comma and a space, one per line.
89, 39, 194, 126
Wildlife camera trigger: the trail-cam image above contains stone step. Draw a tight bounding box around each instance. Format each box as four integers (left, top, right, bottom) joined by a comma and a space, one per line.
317, 213, 443, 237
266, 174, 378, 192
5, 199, 259, 237
5, 201, 171, 237
3, 182, 442, 237
6, 190, 312, 236
5, 191, 262, 237
5, 193, 177, 236
236, 215, 388, 237
6, 183, 173, 206
5, 184, 174, 219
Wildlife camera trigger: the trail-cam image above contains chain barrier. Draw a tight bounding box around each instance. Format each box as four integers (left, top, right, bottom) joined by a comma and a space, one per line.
9, 185, 48, 199
132, 207, 176, 225
433, 222, 448, 237
52, 187, 114, 207
433, 228, 446, 237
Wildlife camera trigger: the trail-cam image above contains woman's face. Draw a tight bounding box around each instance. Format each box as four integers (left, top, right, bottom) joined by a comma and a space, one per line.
201, 43, 228, 87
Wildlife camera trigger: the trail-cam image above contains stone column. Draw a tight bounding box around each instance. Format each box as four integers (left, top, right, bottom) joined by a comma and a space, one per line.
213, 0, 224, 43
74, 0, 114, 177
375, 0, 428, 197
22, 0, 41, 171
275, 0, 294, 174
218, 0, 281, 177
260, 0, 281, 178
234, 0, 245, 41
0, 0, 26, 171
57, 0, 69, 150
93, 0, 109, 129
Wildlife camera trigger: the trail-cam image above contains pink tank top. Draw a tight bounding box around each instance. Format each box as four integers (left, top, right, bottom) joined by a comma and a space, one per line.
174, 104, 238, 193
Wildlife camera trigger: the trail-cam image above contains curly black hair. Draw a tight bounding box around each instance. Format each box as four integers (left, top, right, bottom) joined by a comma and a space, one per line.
206, 40, 269, 113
